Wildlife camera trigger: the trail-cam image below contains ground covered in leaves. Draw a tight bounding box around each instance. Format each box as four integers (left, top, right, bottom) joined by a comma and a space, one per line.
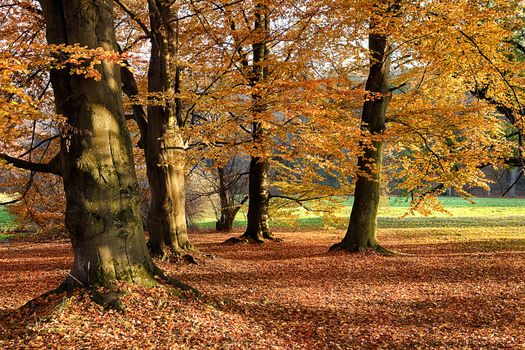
1, 228, 524, 349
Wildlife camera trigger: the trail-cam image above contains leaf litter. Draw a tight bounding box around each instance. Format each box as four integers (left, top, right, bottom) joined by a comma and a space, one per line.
0, 228, 524, 349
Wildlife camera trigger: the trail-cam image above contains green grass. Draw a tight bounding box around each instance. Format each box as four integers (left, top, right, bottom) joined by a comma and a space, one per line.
194, 196, 525, 229
0, 194, 18, 240
1, 193, 523, 234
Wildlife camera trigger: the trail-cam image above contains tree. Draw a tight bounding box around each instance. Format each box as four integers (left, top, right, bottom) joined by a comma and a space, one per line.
330, 0, 519, 252
1, 0, 158, 287
115, 0, 196, 257
142, 0, 194, 257
42, 0, 159, 287
330, 1, 393, 253
215, 161, 249, 232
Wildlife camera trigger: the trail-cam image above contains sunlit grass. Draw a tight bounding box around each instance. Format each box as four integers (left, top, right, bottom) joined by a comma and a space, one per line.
0, 193, 18, 238
194, 196, 525, 229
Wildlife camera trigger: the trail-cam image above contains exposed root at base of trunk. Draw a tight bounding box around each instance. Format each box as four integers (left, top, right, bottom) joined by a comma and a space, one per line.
263, 235, 284, 243
222, 233, 284, 245
149, 243, 199, 262
90, 289, 126, 311
222, 236, 264, 245
329, 242, 395, 256
21, 282, 71, 313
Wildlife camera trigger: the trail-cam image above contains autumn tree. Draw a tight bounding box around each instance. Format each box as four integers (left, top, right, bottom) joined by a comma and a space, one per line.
142, 0, 194, 257
331, 0, 519, 253
0, 0, 165, 288
185, 156, 248, 232
232, 3, 275, 242
330, 1, 394, 253
113, 0, 200, 258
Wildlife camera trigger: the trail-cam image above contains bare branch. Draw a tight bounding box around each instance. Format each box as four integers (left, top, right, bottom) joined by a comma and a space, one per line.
0, 152, 61, 175
114, 0, 152, 38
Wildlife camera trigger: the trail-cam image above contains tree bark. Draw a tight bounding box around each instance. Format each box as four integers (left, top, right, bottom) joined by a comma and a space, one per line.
39, 0, 156, 287
238, 4, 277, 242
331, 22, 391, 253
215, 166, 245, 232
242, 151, 272, 241
508, 167, 519, 197
144, 0, 193, 257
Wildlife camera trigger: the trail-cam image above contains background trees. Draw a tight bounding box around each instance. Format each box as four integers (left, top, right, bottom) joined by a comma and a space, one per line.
0, 0, 523, 283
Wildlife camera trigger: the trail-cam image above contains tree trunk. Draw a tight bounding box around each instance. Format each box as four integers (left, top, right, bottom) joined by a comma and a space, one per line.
331, 25, 391, 253
39, 0, 156, 287
241, 151, 272, 241
145, 0, 193, 257
145, 136, 191, 256
238, 5, 276, 242
216, 167, 242, 232
508, 167, 519, 197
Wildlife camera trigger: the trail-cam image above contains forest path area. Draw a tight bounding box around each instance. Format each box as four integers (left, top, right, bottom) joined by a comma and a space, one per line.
1, 228, 524, 349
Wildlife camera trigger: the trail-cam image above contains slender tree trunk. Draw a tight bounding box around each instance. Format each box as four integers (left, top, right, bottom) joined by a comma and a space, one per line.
39, 0, 156, 287
216, 166, 242, 232
330, 23, 391, 253
145, 0, 193, 257
235, 4, 277, 243
508, 167, 519, 197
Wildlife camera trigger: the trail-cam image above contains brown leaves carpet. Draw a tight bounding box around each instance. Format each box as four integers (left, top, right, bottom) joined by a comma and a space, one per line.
0, 228, 524, 349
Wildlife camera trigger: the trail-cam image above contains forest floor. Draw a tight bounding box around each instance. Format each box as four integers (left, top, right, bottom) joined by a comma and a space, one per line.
0, 227, 524, 349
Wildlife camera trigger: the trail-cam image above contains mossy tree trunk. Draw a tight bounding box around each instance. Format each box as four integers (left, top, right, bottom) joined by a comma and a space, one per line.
39, 0, 156, 287
330, 16, 392, 253
144, 0, 193, 257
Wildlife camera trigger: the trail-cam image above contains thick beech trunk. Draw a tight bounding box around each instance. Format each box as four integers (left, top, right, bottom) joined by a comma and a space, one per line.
145, 1, 192, 257
331, 27, 391, 253
39, 0, 156, 287
145, 120, 191, 256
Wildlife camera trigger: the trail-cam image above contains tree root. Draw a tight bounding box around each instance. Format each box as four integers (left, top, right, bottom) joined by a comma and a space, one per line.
329, 241, 395, 256
264, 235, 284, 243
328, 241, 344, 252
222, 233, 283, 245
222, 236, 264, 245
373, 244, 395, 256
21, 282, 71, 313
90, 289, 126, 311
15, 265, 201, 316
148, 242, 199, 261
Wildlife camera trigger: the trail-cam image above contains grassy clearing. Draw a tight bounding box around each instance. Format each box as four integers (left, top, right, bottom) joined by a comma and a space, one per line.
0, 194, 17, 240
195, 196, 525, 229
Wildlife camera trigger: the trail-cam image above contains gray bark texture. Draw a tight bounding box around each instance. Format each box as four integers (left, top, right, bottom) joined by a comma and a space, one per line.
39, 0, 156, 287
145, 0, 193, 257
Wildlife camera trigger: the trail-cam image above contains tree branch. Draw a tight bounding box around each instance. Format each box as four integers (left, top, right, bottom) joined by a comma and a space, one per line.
268, 194, 330, 211
114, 0, 152, 38
0, 152, 61, 175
